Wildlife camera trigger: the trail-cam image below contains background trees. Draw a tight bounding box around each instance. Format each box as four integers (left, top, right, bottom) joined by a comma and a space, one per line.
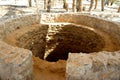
28, 0, 32, 7
0, 0, 119, 13
118, 6, 120, 12
63, 0, 68, 11
76, 0, 82, 12
89, 0, 104, 11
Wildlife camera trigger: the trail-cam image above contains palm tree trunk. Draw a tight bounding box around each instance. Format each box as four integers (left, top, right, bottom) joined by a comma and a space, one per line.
76, 0, 82, 12
118, 6, 120, 12
72, 0, 76, 12
35, 0, 40, 23
110, 0, 115, 6
94, 0, 97, 9
47, 0, 51, 12
89, 0, 94, 11
63, 0, 68, 11
101, 0, 104, 11
28, 0, 32, 7
44, 0, 47, 9
15, 0, 16, 4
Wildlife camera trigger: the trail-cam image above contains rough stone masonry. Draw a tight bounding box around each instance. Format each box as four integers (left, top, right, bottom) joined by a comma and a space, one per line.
0, 41, 32, 80
0, 13, 120, 80
42, 13, 120, 80
66, 52, 120, 80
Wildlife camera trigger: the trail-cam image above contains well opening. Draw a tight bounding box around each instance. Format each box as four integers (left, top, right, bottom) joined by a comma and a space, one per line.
44, 24, 105, 62
4, 23, 105, 62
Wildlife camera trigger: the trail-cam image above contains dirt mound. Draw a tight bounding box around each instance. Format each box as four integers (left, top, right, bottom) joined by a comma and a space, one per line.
33, 56, 66, 80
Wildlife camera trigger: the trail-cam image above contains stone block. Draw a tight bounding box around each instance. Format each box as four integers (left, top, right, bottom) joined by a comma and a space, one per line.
0, 41, 32, 80
66, 52, 120, 80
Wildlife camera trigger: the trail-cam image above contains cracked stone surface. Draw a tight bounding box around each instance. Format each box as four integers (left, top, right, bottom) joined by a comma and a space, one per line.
0, 41, 32, 80
66, 52, 120, 80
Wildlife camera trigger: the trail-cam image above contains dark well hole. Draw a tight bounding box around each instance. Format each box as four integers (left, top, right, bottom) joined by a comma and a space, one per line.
4, 24, 105, 62
45, 24, 105, 62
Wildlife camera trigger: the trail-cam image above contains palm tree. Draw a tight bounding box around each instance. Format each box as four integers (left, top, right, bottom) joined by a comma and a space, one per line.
94, 0, 97, 9
63, 0, 68, 11
28, 0, 32, 7
14, 0, 16, 4
89, 0, 94, 11
76, 0, 82, 12
89, 0, 104, 11
101, 0, 104, 11
118, 6, 120, 12
105, 0, 116, 6
72, 0, 76, 12
47, 0, 52, 12
110, 0, 115, 6
44, 0, 47, 9
35, 0, 40, 22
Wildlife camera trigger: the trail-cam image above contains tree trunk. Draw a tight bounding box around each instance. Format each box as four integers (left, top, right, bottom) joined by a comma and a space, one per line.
104, 0, 109, 6
15, 0, 16, 4
35, 0, 40, 23
28, 0, 32, 7
101, 0, 104, 11
89, 0, 94, 11
47, 0, 51, 12
72, 0, 76, 12
44, 0, 47, 9
118, 6, 120, 12
110, 0, 115, 6
76, 0, 82, 12
94, 0, 97, 9
63, 0, 68, 11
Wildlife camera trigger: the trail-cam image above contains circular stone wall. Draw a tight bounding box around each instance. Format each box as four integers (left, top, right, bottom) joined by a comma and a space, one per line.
4, 22, 119, 62
0, 15, 36, 80
3, 14, 120, 62
0, 13, 120, 80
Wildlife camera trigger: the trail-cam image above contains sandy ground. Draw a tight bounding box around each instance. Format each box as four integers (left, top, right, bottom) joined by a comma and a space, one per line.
33, 56, 66, 80
0, 0, 120, 22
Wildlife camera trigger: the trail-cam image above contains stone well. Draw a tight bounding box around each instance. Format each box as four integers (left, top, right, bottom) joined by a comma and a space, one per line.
0, 15, 37, 80
0, 13, 120, 80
